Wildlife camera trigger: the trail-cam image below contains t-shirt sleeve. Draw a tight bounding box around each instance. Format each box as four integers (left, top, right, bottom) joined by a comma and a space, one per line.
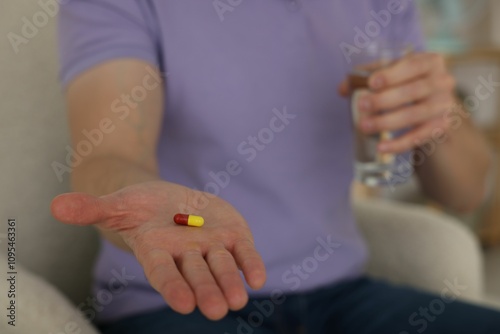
58, 0, 160, 88
399, 2, 426, 52
372, 0, 426, 53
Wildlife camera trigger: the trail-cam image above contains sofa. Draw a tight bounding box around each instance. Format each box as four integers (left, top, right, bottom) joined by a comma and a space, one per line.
1, 2, 499, 333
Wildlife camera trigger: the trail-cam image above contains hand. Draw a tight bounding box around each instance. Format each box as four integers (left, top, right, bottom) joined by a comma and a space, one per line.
50, 181, 266, 320
339, 53, 456, 154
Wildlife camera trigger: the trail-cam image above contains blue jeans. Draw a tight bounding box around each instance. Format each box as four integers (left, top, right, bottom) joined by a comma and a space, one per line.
98, 277, 500, 334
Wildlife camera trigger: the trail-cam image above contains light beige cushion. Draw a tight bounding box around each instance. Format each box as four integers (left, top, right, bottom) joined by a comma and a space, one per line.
355, 198, 484, 303
0, 0, 99, 306
0, 254, 99, 334
484, 248, 500, 308
0, 2, 497, 332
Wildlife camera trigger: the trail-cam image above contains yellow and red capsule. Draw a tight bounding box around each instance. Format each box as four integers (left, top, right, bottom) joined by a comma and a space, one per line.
173, 214, 204, 227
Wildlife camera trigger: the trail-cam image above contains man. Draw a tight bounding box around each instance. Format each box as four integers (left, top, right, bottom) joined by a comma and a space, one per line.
51, 0, 500, 333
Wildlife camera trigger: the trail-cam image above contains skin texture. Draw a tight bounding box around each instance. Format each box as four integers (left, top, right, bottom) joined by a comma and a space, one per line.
51, 52, 492, 321
50, 59, 265, 320
339, 52, 492, 212
51, 183, 265, 320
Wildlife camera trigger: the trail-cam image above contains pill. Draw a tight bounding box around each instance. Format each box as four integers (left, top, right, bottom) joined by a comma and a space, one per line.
173, 214, 204, 227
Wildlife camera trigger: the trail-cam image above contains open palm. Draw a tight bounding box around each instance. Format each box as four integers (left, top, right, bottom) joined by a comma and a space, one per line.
51, 181, 266, 320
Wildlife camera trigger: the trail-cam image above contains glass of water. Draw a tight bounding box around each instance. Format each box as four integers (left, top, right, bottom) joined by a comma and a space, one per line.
349, 42, 412, 187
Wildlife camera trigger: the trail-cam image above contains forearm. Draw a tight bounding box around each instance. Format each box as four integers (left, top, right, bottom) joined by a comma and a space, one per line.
71, 156, 161, 251
415, 117, 492, 213
71, 155, 160, 195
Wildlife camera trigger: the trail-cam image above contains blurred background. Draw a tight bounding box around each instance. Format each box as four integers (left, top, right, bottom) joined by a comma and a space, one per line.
352, 0, 500, 315
0, 1, 499, 332
383, 0, 500, 247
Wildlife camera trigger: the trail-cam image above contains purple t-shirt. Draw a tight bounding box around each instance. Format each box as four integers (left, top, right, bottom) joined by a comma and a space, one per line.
58, 0, 424, 323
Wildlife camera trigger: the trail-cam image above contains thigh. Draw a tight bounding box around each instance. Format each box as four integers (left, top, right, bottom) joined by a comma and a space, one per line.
99, 305, 278, 334
312, 278, 500, 334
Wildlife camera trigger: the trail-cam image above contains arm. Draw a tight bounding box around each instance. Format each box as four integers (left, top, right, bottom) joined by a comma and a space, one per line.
340, 53, 492, 212
66, 59, 163, 250
52, 59, 266, 319
414, 113, 492, 213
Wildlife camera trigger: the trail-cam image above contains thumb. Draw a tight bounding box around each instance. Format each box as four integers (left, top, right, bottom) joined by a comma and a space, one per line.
51, 193, 109, 226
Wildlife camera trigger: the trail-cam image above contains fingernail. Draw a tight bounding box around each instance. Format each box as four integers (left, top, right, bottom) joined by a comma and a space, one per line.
359, 97, 371, 111
371, 75, 384, 90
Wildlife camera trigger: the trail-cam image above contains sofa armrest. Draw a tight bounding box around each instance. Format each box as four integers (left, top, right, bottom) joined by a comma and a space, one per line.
0, 254, 99, 334
354, 198, 484, 303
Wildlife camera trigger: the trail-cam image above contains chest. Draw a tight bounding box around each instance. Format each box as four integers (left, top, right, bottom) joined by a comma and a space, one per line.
153, 1, 371, 143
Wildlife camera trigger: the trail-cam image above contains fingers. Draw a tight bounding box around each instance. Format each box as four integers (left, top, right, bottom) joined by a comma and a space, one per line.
206, 246, 248, 311
233, 239, 266, 290
368, 53, 446, 90
141, 242, 255, 319
359, 94, 453, 134
349, 52, 456, 156
359, 73, 455, 114
50, 193, 108, 226
179, 249, 229, 320
366, 78, 432, 112
378, 118, 447, 154
142, 248, 196, 315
